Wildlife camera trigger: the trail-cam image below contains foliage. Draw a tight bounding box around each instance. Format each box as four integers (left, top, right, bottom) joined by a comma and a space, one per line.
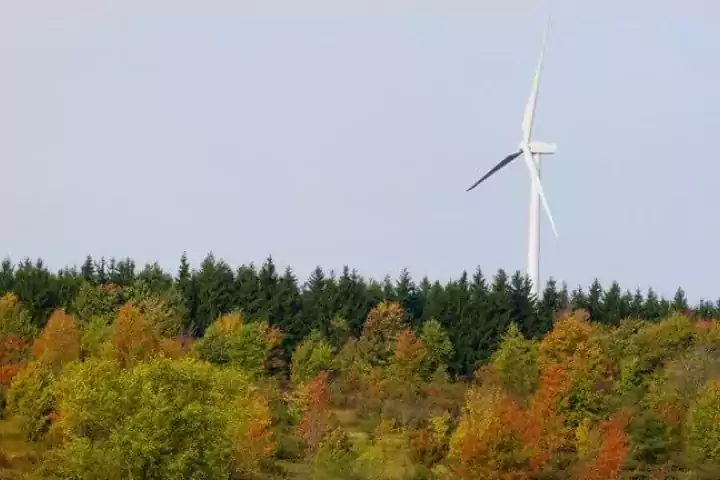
41, 357, 274, 479
0, 254, 720, 478
291, 330, 335, 384
196, 311, 282, 378
31, 310, 80, 369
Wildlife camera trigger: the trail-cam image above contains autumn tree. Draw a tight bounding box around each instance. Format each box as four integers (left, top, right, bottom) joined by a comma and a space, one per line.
196, 311, 282, 378
110, 303, 160, 368
31, 309, 81, 368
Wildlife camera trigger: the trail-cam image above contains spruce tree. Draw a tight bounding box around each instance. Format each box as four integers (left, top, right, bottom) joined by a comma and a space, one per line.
175, 252, 196, 332
276, 267, 302, 351
257, 256, 280, 324
537, 278, 560, 337
587, 278, 604, 323
508, 271, 536, 338
336, 266, 370, 336
193, 253, 236, 335
630, 288, 645, 318
81, 255, 96, 284
235, 264, 260, 317
672, 287, 689, 314
644, 288, 661, 322
602, 281, 623, 326
395, 268, 423, 326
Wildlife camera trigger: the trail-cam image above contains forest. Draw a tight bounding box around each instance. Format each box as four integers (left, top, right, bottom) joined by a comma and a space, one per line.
0, 252, 719, 479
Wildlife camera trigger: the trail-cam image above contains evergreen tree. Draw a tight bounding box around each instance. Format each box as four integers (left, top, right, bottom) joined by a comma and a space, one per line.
81, 255, 96, 284
508, 271, 537, 338
257, 256, 279, 324
95, 257, 108, 285
557, 281, 570, 311
175, 252, 196, 333
335, 266, 370, 336
571, 286, 588, 311
395, 268, 423, 327
587, 278, 604, 323
302, 266, 332, 337
110, 258, 136, 287
630, 288, 645, 319
672, 287, 689, 313
602, 281, 623, 326
537, 278, 560, 337
235, 264, 261, 317
193, 253, 236, 335
0, 259, 15, 294
643, 288, 661, 322
275, 267, 302, 351
479, 269, 512, 364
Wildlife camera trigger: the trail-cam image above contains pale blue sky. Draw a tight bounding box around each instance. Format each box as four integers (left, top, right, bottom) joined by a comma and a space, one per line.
2, 1, 719, 301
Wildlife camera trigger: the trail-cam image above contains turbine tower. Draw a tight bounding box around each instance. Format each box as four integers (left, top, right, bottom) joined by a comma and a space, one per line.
466, 19, 557, 299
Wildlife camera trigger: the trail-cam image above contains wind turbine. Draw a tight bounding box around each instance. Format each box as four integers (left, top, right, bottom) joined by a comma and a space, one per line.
466, 19, 557, 299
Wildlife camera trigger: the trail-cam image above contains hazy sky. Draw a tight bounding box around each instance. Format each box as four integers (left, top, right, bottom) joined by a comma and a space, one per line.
2, 1, 719, 301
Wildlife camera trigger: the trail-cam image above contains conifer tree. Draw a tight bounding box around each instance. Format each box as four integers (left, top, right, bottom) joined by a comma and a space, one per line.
80, 255, 96, 284
509, 271, 537, 338
537, 278, 560, 338
643, 288, 661, 322
335, 266, 370, 336
672, 287, 689, 313
193, 253, 236, 335
587, 278, 604, 323
175, 252, 196, 332
601, 281, 623, 326
395, 269, 423, 327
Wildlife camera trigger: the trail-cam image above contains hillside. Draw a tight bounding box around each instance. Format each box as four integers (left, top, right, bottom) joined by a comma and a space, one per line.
0, 254, 718, 478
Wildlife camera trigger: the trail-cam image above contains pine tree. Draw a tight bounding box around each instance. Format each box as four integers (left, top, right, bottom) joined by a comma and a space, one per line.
0, 259, 15, 294
571, 286, 588, 311
587, 279, 604, 323
235, 264, 261, 317
193, 253, 237, 335
275, 267, 302, 351
257, 256, 279, 324
643, 288, 661, 322
81, 255, 96, 284
537, 278, 560, 337
175, 252, 196, 333
302, 266, 332, 337
672, 287, 689, 314
509, 271, 537, 338
335, 266, 370, 336
395, 269, 423, 327
95, 257, 108, 284
630, 288, 645, 318
480, 269, 512, 364
602, 281, 623, 326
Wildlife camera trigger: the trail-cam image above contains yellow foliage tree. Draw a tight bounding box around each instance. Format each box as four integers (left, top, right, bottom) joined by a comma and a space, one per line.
32, 309, 81, 369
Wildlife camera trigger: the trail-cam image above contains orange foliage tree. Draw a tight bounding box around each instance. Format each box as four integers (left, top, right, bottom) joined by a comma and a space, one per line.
31, 309, 81, 368
579, 411, 631, 480
110, 303, 159, 367
296, 371, 332, 452
447, 386, 528, 479
0, 334, 29, 387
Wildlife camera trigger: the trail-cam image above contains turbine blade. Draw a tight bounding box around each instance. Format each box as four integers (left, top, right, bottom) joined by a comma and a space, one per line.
466, 150, 522, 192
522, 146, 558, 237
521, 18, 551, 143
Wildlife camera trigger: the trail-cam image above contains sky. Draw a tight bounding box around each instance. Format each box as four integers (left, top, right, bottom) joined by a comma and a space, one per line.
1, 0, 719, 301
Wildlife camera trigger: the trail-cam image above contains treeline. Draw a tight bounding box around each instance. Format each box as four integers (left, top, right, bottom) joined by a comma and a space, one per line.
0, 253, 712, 376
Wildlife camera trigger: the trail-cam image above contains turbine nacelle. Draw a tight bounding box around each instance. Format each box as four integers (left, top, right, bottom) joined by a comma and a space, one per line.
526, 141, 557, 155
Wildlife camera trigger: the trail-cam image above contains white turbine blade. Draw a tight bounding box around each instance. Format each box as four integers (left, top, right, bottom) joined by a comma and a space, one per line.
522, 146, 558, 237
521, 18, 551, 143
